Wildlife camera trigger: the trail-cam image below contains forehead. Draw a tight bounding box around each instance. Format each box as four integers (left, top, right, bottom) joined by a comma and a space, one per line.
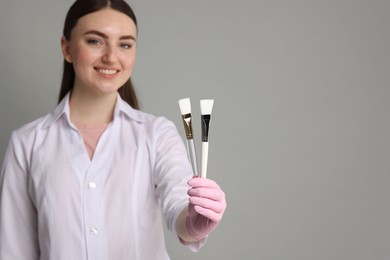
73, 8, 137, 37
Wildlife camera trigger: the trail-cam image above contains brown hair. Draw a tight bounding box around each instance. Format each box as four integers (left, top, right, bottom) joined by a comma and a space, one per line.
59, 0, 139, 109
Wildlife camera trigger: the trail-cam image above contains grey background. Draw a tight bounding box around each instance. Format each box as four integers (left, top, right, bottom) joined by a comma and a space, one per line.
1, 0, 389, 259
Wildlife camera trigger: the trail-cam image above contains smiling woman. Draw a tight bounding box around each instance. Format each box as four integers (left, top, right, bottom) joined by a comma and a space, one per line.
61, 8, 137, 100
0, 0, 227, 259
59, 0, 139, 110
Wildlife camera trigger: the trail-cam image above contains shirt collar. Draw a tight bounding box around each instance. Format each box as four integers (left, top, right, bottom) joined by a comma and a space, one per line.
42, 92, 144, 129
113, 93, 144, 123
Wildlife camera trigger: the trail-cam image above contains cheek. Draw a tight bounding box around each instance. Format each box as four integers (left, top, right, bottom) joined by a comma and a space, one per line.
122, 53, 136, 72
71, 45, 99, 69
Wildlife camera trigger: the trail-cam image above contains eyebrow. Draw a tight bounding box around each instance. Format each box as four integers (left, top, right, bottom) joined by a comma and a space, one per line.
83, 30, 136, 41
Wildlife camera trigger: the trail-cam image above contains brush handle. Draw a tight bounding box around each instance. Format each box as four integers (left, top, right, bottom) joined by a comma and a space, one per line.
201, 142, 209, 178
187, 139, 199, 176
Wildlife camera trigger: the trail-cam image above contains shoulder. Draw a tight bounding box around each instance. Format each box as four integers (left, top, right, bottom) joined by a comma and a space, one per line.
116, 95, 173, 127
3, 114, 49, 168
11, 95, 70, 142
134, 109, 173, 127
12, 116, 45, 137
120, 102, 176, 132
10, 113, 52, 146
127, 109, 182, 143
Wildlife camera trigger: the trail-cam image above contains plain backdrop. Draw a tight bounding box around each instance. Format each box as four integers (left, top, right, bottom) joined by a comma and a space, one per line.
1, 1, 390, 259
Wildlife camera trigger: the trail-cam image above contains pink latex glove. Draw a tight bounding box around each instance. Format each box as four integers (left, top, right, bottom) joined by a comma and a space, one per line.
186, 177, 227, 241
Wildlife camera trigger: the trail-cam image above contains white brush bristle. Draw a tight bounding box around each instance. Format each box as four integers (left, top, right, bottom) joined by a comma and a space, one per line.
178, 98, 192, 115
200, 99, 214, 115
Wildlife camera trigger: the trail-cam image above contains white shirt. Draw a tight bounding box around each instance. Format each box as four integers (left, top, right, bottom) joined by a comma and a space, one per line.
0, 93, 203, 260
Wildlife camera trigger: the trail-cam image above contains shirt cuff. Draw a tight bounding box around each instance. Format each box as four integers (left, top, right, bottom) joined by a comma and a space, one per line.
178, 236, 208, 252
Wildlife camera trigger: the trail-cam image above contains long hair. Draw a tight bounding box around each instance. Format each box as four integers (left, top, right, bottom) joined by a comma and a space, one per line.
58, 0, 139, 109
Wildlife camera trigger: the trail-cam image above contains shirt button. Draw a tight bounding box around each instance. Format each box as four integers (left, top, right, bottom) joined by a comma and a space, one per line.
88, 181, 97, 189
90, 226, 98, 235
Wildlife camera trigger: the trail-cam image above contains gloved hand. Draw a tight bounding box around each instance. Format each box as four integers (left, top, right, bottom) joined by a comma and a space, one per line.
186, 177, 227, 241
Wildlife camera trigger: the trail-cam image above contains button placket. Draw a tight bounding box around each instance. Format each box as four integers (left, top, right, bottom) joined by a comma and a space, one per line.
86, 180, 98, 237
82, 123, 115, 259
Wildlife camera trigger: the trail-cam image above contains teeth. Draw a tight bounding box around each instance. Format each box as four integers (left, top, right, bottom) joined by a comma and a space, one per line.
97, 69, 117, 75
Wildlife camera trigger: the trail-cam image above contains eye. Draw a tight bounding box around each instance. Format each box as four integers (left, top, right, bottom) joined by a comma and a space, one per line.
120, 43, 133, 49
87, 39, 102, 46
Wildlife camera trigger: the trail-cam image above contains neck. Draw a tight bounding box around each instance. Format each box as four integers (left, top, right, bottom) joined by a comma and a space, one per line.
69, 87, 117, 125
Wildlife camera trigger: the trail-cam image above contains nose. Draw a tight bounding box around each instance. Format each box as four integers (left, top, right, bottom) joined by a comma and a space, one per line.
102, 45, 117, 64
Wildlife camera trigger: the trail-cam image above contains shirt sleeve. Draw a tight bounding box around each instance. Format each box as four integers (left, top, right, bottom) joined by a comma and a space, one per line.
0, 132, 40, 259
150, 117, 206, 251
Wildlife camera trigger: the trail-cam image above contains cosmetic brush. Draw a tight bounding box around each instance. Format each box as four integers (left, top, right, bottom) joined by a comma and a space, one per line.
200, 99, 214, 178
178, 98, 199, 176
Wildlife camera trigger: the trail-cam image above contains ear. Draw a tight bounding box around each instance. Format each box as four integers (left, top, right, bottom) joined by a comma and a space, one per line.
61, 36, 73, 63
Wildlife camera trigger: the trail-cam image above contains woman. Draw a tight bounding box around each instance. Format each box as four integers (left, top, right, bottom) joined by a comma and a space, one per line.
0, 0, 226, 259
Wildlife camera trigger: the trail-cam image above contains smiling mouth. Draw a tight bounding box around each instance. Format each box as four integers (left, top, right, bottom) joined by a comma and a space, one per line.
95, 68, 119, 75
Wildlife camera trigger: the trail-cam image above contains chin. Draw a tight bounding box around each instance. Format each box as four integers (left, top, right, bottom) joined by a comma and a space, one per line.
99, 88, 121, 95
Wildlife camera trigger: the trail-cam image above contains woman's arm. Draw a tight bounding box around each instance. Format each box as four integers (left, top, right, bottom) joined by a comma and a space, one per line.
0, 133, 40, 259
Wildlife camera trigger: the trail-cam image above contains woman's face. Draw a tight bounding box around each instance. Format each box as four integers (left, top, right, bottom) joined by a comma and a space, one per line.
62, 8, 137, 96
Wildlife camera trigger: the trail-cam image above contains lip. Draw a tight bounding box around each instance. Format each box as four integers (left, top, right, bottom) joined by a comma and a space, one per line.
94, 67, 120, 79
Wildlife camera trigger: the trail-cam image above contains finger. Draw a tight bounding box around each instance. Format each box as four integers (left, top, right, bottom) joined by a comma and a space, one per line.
188, 187, 225, 202
187, 178, 220, 189
193, 205, 223, 222
189, 196, 226, 214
